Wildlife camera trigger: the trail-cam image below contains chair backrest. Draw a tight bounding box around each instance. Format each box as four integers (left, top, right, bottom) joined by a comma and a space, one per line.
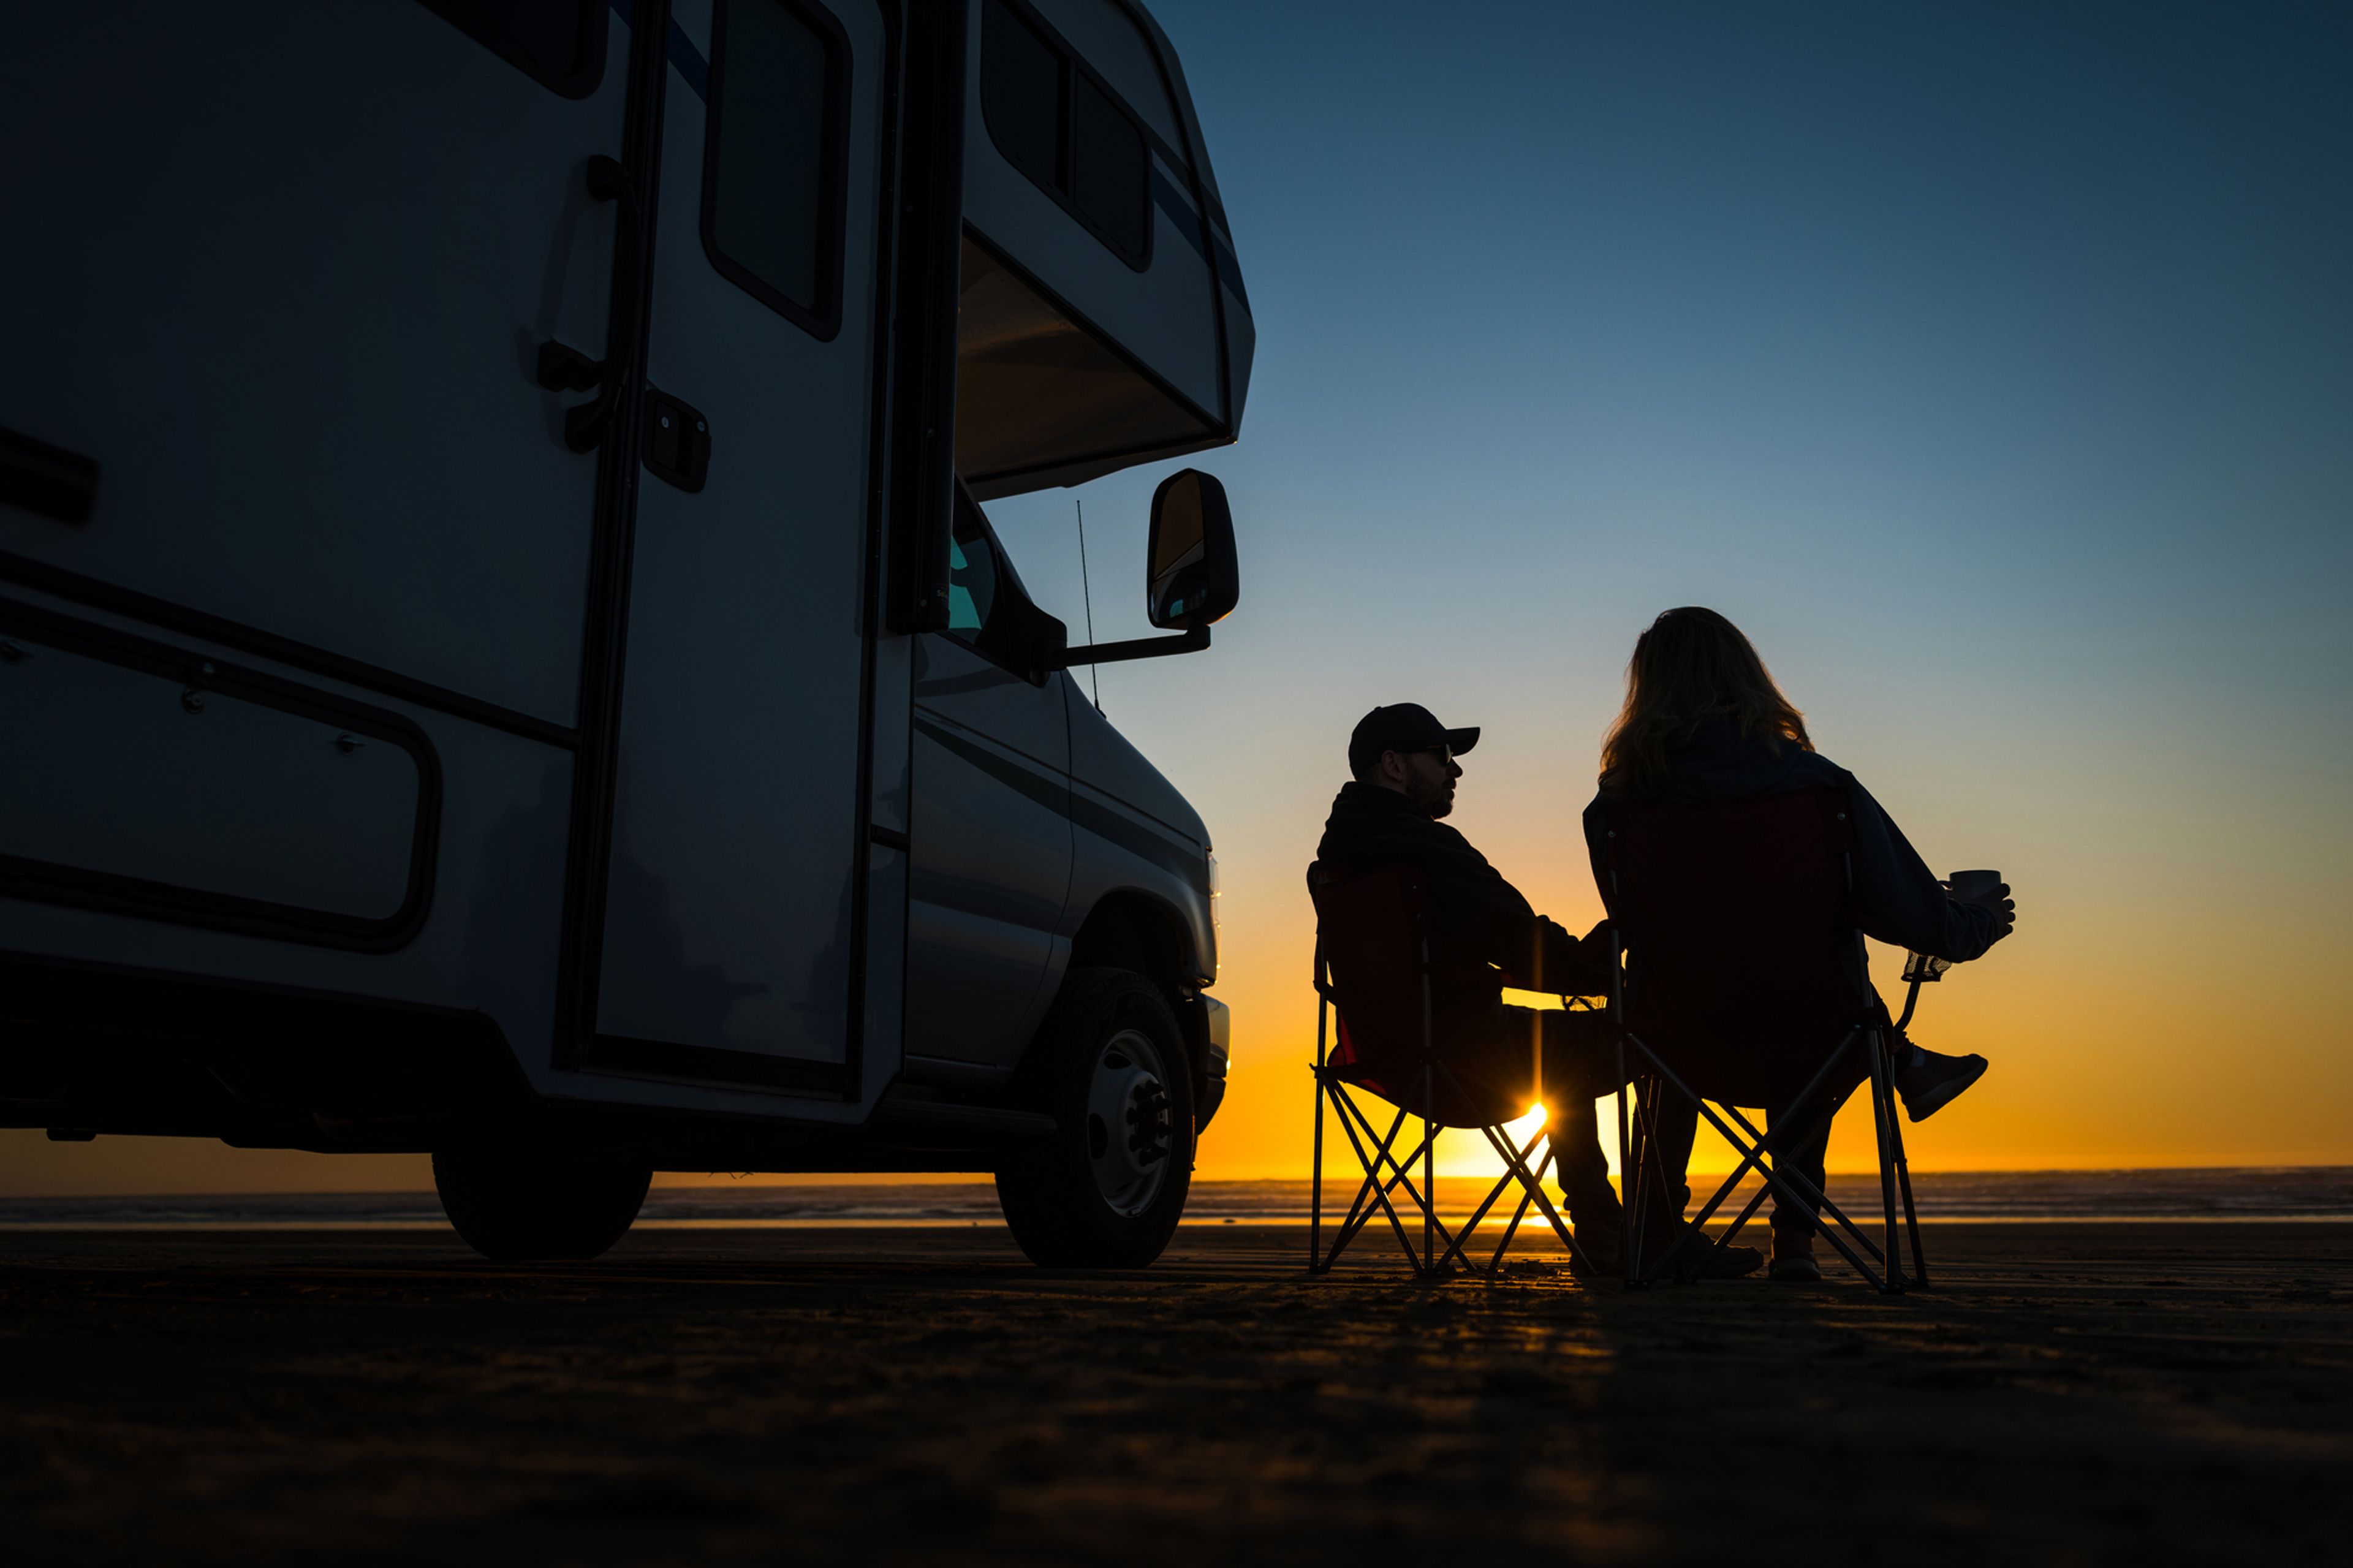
1589, 787, 1869, 1106
1306, 859, 1431, 1093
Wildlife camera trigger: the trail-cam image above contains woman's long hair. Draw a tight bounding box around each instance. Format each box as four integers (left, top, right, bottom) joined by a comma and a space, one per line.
1598, 607, 1811, 799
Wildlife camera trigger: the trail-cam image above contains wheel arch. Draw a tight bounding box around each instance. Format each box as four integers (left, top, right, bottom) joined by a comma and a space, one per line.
1061, 890, 1223, 1130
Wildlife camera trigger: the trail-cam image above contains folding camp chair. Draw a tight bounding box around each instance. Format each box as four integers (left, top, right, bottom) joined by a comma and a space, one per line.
1590, 788, 1930, 1293
1306, 859, 1601, 1279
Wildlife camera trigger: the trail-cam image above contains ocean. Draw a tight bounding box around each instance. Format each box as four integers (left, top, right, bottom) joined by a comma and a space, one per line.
0, 1167, 2346, 1230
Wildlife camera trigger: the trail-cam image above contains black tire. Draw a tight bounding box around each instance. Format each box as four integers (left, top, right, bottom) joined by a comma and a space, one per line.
995, 968, 1197, 1268
432, 1138, 651, 1262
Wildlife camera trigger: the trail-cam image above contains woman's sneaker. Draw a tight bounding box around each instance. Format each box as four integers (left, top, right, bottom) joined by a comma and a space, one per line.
1769, 1230, 1823, 1282
1895, 1046, 1988, 1122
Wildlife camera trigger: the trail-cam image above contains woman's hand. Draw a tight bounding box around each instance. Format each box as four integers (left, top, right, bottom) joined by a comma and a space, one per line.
1957, 880, 2017, 941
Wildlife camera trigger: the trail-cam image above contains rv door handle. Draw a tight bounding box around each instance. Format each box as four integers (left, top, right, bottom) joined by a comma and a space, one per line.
538, 155, 643, 453
535, 341, 603, 392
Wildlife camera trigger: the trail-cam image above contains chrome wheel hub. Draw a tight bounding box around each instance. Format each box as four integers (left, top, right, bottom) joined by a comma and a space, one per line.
1086, 1028, 1174, 1218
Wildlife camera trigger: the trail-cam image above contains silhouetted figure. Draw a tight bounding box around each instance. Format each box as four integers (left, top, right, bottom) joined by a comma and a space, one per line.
1315, 703, 1750, 1273
1585, 607, 2017, 1281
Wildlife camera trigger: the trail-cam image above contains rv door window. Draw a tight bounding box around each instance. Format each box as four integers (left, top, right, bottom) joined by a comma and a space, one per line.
419, 0, 606, 98
980, 0, 1152, 270
702, 0, 851, 339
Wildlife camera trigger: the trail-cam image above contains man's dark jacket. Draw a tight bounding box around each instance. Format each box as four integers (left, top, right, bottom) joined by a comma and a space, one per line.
1315, 781, 1612, 1054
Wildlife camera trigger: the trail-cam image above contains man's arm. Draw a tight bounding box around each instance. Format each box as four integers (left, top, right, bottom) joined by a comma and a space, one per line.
1528, 917, 1613, 998
1409, 820, 1613, 995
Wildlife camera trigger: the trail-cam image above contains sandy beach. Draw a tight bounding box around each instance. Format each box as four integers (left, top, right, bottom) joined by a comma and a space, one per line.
3, 1219, 2347, 1564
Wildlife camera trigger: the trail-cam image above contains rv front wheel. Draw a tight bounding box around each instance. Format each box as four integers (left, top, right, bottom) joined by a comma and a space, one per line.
995, 968, 1197, 1268
432, 1139, 651, 1263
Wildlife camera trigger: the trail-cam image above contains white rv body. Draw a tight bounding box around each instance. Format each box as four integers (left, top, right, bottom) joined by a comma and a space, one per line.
0, 0, 1252, 1257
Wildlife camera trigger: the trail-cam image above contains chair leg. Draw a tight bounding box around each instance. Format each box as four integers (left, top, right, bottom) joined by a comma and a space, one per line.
1309, 1069, 1327, 1273
1890, 1104, 1929, 1289
1868, 1027, 1929, 1289
1422, 1064, 1438, 1277
1866, 1030, 1906, 1295
1626, 1078, 1678, 1287
1624, 1080, 1655, 1287
1615, 1045, 1633, 1288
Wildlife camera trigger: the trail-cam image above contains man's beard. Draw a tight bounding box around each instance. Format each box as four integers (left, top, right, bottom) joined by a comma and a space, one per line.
1415, 779, 1455, 819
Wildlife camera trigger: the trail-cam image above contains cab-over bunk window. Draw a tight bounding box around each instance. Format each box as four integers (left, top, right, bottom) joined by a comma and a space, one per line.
980, 0, 1151, 268
703, 0, 852, 339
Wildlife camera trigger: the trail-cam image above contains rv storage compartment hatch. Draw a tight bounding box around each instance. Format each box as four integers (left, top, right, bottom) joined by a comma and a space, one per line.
0, 610, 434, 948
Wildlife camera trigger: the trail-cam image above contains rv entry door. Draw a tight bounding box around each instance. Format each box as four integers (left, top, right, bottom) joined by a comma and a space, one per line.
588, 0, 892, 1094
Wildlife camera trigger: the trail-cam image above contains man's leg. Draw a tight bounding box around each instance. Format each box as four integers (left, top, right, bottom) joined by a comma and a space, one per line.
1536, 1012, 1623, 1230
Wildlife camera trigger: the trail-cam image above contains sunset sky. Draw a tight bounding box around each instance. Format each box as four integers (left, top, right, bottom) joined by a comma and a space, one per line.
7, 0, 2347, 1195
998, 0, 2353, 1179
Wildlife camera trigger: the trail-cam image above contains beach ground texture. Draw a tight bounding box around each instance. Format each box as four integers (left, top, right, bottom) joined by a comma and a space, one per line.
2, 1221, 2346, 1564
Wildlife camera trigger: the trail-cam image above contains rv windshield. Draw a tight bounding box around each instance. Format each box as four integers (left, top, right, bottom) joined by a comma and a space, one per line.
955, 236, 1214, 497
946, 486, 1045, 675
947, 519, 996, 634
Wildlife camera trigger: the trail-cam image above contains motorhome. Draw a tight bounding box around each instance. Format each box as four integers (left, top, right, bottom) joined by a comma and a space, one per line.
0, 0, 1254, 1267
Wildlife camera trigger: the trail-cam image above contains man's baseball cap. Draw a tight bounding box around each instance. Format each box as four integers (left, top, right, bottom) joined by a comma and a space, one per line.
1348, 703, 1480, 778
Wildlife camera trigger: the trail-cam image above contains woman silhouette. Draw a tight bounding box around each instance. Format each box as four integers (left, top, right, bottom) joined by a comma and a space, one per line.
1587, 607, 2015, 1280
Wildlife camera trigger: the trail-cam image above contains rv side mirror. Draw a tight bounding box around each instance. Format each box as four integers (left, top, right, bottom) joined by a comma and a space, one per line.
1146, 469, 1240, 630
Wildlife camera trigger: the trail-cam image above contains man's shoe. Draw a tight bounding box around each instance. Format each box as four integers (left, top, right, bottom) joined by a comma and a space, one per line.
1896, 1047, 1987, 1123
1769, 1230, 1823, 1282
1637, 1219, 1762, 1281
1569, 1219, 1623, 1276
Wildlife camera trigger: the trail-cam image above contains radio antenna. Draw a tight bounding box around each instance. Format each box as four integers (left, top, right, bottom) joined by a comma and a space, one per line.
1076, 498, 1102, 712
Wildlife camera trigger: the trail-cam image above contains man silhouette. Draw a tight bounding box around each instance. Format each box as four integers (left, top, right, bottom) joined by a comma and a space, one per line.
1314, 704, 1761, 1276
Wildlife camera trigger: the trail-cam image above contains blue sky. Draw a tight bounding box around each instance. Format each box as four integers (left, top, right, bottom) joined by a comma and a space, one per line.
983, 0, 2353, 1170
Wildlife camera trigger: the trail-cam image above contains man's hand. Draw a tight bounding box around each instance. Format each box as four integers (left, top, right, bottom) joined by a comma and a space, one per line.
1957, 881, 2017, 942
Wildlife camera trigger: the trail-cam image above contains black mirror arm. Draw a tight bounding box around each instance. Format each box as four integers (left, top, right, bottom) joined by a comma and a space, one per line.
1049, 627, 1210, 669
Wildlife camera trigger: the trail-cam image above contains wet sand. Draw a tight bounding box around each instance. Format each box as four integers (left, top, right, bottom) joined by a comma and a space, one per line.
2, 1222, 2347, 1564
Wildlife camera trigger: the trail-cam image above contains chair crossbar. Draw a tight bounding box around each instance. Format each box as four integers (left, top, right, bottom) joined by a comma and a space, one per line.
1696, 1075, 1887, 1264
1689, 1097, 1882, 1268
1626, 1032, 1887, 1290
1322, 1096, 1411, 1260
1480, 1138, 1554, 1273
1476, 1119, 1587, 1275
1619, 1027, 1919, 1293
1320, 1077, 1457, 1274
1343, 1119, 1455, 1271
1310, 1062, 1598, 1280
1702, 1085, 1867, 1256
